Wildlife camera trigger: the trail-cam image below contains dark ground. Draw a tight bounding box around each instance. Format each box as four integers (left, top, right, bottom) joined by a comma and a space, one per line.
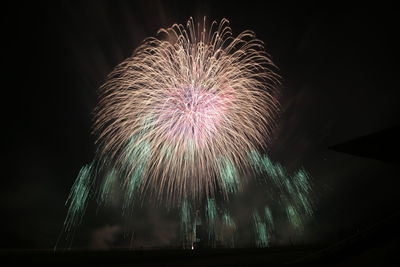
1, 243, 396, 267
2, 247, 322, 266
3, 211, 400, 266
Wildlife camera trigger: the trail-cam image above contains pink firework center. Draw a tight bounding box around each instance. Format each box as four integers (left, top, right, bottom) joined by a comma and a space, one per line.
158, 84, 235, 146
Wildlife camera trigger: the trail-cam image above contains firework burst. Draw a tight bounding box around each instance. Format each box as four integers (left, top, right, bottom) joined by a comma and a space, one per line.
93, 17, 280, 207
57, 18, 318, 250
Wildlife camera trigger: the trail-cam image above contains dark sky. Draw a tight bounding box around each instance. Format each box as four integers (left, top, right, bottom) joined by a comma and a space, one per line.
3, 1, 399, 249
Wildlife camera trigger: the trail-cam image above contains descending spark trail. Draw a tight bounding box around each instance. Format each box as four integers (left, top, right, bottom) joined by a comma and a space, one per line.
178, 154, 314, 248
248, 151, 314, 246
59, 17, 315, 249
253, 210, 269, 247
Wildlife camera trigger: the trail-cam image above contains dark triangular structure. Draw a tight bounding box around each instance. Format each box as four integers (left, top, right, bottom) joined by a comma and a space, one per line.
329, 126, 399, 163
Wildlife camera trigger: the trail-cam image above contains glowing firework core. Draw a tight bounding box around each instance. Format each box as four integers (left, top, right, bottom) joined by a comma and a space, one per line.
160, 85, 233, 142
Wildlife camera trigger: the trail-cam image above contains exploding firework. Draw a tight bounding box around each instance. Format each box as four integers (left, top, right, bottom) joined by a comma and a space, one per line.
93, 17, 280, 207
59, 18, 315, 249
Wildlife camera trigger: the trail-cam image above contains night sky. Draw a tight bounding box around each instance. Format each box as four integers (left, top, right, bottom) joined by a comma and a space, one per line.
3, 1, 399, 250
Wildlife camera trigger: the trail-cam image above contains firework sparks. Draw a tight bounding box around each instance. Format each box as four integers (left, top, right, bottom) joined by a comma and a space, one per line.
206, 198, 217, 242
93, 17, 280, 207
64, 164, 93, 232
248, 151, 315, 246
58, 17, 316, 249
253, 210, 269, 247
